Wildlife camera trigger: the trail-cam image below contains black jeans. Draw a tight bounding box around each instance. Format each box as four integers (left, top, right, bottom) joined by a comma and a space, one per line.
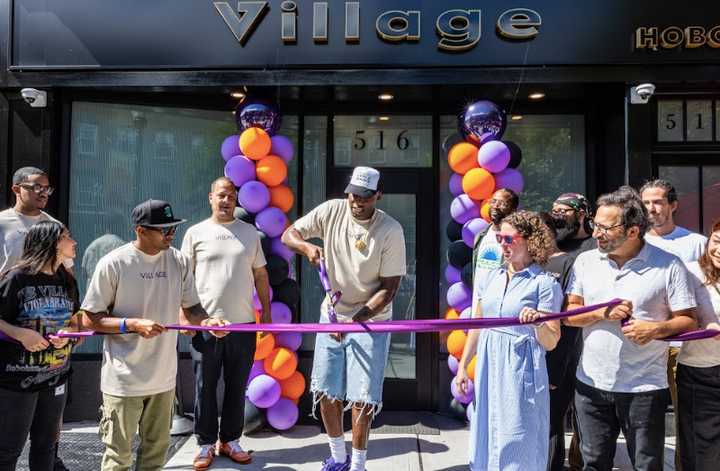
192, 330, 257, 445
574, 380, 668, 471
677, 363, 720, 471
0, 385, 67, 471
548, 372, 577, 471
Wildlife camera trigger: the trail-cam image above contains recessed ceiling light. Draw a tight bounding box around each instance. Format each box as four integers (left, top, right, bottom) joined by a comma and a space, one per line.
378, 93, 394, 101
231, 91, 246, 99
378, 116, 390, 121
528, 92, 545, 100
510, 115, 523, 121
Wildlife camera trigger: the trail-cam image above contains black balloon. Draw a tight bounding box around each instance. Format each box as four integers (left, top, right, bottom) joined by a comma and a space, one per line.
505, 141, 523, 169
243, 400, 267, 435
258, 231, 272, 256
273, 278, 299, 308
266, 255, 289, 286
447, 241, 472, 269
442, 132, 465, 155
446, 220, 463, 242
461, 262, 473, 288
235, 207, 255, 224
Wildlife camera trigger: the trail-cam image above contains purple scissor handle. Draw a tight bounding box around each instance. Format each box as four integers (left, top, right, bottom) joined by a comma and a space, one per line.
318, 260, 342, 323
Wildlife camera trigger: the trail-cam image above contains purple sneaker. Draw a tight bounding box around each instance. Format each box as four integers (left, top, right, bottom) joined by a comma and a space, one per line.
320, 455, 350, 471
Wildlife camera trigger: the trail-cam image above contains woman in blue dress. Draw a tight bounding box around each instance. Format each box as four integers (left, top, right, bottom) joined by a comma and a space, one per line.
456, 210, 563, 471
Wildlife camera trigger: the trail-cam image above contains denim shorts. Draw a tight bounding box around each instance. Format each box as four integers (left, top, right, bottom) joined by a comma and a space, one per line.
310, 328, 391, 418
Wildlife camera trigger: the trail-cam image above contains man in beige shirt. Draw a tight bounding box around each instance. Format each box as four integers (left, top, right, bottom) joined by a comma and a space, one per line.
282, 166, 406, 471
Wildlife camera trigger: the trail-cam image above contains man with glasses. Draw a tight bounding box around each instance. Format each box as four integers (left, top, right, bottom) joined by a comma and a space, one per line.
550, 192, 595, 258
564, 189, 697, 471
0, 167, 60, 274
82, 199, 228, 471
471, 188, 519, 277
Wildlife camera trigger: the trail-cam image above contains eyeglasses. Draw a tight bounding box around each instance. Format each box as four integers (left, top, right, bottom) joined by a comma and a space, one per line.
550, 207, 575, 216
489, 199, 510, 208
143, 226, 177, 236
589, 221, 624, 235
18, 183, 54, 196
495, 233, 523, 245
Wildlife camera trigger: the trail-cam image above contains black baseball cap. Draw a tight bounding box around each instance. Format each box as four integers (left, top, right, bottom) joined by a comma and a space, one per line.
131, 199, 186, 228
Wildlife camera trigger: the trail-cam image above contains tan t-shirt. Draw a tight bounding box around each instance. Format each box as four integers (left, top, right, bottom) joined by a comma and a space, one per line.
293, 199, 406, 322
81, 243, 200, 397
181, 218, 266, 323
0, 208, 59, 273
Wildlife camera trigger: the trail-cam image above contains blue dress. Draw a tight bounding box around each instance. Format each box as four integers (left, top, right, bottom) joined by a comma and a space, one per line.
469, 264, 563, 471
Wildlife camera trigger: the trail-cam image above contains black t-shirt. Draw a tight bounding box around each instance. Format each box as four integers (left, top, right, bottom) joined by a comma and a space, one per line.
557, 235, 596, 260
0, 267, 79, 392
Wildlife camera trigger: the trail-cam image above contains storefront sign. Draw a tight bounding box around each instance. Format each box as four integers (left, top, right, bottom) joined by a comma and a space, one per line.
636, 25, 720, 50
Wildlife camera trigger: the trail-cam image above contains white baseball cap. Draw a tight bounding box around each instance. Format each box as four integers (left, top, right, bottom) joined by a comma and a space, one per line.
345, 166, 381, 198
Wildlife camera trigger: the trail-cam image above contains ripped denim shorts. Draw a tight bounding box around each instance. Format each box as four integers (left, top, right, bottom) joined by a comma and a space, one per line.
310, 328, 391, 420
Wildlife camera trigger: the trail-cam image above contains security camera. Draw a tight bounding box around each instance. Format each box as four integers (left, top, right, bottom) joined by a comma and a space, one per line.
630, 83, 656, 104
20, 88, 47, 108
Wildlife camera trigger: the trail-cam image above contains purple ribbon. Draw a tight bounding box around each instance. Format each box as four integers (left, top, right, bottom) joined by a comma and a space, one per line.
318, 260, 340, 323
2, 299, 718, 341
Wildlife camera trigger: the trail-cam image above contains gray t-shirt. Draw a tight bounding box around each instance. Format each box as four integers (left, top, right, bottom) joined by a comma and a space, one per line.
81, 243, 200, 397
645, 226, 707, 263
567, 243, 696, 392
0, 208, 59, 273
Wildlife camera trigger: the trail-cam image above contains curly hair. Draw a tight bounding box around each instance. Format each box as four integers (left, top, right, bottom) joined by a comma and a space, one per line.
502, 210, 555, 265
699, 218, 720, 286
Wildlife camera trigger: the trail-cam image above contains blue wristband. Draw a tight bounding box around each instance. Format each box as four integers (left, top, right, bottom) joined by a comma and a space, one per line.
120, 317, 128, 334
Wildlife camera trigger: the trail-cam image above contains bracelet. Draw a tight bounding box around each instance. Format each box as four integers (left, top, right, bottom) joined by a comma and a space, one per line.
119, 317, 128, 333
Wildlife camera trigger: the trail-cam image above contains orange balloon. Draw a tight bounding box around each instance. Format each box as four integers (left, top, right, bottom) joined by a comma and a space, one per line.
256, 155, 288, 187
445, 308, 460, 320
269, 185, 295, 213
480, 201, 492, 223
446, 330, 467, 360
279, 371, 306, 400
254, 332, 275, 360
448, 142, 479, 175
263, 347, 298, 380
462, 168, 495, 201
467, 355, 477, 381
239, 127, 272, 160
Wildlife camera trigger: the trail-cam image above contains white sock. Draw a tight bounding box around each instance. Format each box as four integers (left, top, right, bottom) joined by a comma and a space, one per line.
328, 435, 346, 464
350, 448, 367, 471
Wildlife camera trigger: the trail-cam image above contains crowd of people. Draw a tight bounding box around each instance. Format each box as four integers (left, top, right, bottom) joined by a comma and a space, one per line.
0, 164, 719, 471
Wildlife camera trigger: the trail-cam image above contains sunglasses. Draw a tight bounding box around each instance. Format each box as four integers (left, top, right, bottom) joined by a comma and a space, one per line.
495, 233, 524, 245
18, 183, 54, 196
143, 226, 177, 236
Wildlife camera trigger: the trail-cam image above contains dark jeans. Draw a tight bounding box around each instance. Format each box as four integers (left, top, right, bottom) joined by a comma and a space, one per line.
0, 385, 67, 471
192, 330, 256, 445
677, 363, 720, 471
548, 372, 577, 471
574, 380, 668, 471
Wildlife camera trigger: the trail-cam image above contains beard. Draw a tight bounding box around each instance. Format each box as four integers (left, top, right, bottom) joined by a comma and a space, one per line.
552, 215, 581, 242
597, 234, 628, 254
490, 209, 507, 225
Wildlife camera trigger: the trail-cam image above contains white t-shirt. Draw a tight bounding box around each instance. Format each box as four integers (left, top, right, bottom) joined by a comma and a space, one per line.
567, 243, 696, 393
0, 208, 59, 273
81, 243, 200, 397
679, 261, 720, 368
645, 226, 707, 263
181, 219, 266, 323
292, 199, 406, 322
474, 226, 503, 272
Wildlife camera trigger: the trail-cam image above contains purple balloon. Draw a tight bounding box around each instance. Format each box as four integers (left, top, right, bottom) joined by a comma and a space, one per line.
447, 282, 472, 311
459, 100, 507, 145
271, 237, 294, 262
221, 135, 240, 162
271, 301, 292, 324
466, 400, 475, 422
445, 264, 461, 284
236, 101, 281, 136
448, 173, 464, 197
275, 332, 302, 351
225, 155, 257, 187
460, 307, 472, 319
462, 218, 490, 248
447, 354, 459, 375
247, 374, 281, 408
253, 286, 274, 310
255, 207, 287, 238
238, 181, 270, 214
247, 360, 266, 384
271, 135, 294, 163
267, 398, 299, 431
450, 377, 475, 405
450, 194, 480, 225
478, 141, 511, 173
494, 168, 524, 194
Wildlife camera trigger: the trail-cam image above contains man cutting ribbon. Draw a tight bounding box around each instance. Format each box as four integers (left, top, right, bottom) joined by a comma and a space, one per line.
281, 166, 406, 471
